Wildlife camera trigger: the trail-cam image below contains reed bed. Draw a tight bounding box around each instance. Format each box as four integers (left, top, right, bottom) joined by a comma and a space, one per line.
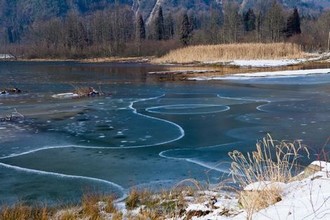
153, 43, 305, 64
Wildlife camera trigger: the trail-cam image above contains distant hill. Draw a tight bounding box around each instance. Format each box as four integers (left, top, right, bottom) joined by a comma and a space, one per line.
1, 0, 329, 57
1, 0, 329, 28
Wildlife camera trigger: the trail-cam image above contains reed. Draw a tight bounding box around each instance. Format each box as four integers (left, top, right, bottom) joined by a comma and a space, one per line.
228, 134, 310, 218
125, 188, 140, 210
153, 43, 305, 64
81, 193, 102, 219
0, 204, 49, 220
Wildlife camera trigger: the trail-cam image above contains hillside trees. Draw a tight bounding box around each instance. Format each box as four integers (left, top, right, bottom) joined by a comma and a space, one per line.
1, 1, 330, 58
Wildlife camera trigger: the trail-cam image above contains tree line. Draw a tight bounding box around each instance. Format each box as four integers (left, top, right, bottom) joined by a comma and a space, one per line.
0, 1, 329, 59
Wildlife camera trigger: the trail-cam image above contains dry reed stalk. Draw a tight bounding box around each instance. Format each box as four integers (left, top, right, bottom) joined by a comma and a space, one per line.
103, 196, 117, 213
228, 134, 310, 218
239, 186, 282, 219
58, 211, 77, 220
229, 134, 309, 187
153, 43, 305, 64
0, 204, 49, 220
111, 211, 123, 220
81, 193, 102, 219
125, 188, 140, 210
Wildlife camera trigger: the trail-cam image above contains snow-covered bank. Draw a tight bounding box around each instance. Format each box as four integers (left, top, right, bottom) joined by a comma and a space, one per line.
203, 52, 330, 67
236, 161, 330, 220
176, 161, 330, 220
189, 68, 330, 81
0, 54, 15, 59
204, 59, 303, 67
229, 59, 303, 67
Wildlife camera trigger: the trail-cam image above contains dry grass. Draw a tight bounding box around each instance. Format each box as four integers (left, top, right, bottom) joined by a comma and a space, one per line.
229, 134, 309, 186
103, 196, 116, 213
124, 186, 193, 219
125, 188, 141, 210
81, 193, 102, 219
0, 204, 49, 220
111, 211, 123, 220
55, 193, 120, 219
58, 210, 77, 220
153, 43, 305, 64
228, 134, 310, 218
239, 187, 282, 218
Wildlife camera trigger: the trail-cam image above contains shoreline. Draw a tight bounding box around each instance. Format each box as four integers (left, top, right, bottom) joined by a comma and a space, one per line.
1, 54, 328, 80
1, 160, 329, 220
1, 56, 152, 64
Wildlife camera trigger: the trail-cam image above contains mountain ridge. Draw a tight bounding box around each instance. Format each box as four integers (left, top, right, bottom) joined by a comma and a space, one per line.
1, 0, 329, 28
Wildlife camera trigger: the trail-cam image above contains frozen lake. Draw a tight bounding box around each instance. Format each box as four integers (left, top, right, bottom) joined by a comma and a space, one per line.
0, 61, 329, 205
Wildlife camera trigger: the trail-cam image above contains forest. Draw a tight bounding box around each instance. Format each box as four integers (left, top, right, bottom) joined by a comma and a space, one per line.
0, 0, 329, 59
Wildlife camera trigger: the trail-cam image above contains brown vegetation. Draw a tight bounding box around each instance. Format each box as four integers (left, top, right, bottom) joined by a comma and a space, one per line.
229, 134, 310, 219
0, 204, 49, 220
153, 43, 306, 64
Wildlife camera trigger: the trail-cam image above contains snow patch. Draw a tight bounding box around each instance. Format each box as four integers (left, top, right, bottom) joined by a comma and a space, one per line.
189, 68, 330, 81
229, 59, 304, 67
172, 161, 330, 220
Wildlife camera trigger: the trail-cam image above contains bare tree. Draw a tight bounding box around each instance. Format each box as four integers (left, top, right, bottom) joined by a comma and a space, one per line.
222, 2, 242, 43
264, 1, 285, 42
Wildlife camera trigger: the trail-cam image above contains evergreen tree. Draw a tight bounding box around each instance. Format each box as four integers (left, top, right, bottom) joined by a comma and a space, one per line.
136, 13, 146, 40
164, 13, 175, 40
244, 8, 256, 32
154, 6, 164, 40
180, 12, 193, 46
286, 8, 301, 38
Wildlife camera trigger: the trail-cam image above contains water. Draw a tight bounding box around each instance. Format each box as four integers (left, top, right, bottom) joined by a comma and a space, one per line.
0, 61, 329, 205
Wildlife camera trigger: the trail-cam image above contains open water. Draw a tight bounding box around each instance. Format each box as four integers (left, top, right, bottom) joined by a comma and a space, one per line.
0, 61, 329, 205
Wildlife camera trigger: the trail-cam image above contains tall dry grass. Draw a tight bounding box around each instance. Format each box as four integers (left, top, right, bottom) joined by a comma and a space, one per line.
228, 134, 310, 219
0, 204, 49, 220
153, 43, 305, 64
229, 134, 309, 187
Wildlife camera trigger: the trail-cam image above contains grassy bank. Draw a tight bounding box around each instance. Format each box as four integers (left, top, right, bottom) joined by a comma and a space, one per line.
153, 43, 305, 64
